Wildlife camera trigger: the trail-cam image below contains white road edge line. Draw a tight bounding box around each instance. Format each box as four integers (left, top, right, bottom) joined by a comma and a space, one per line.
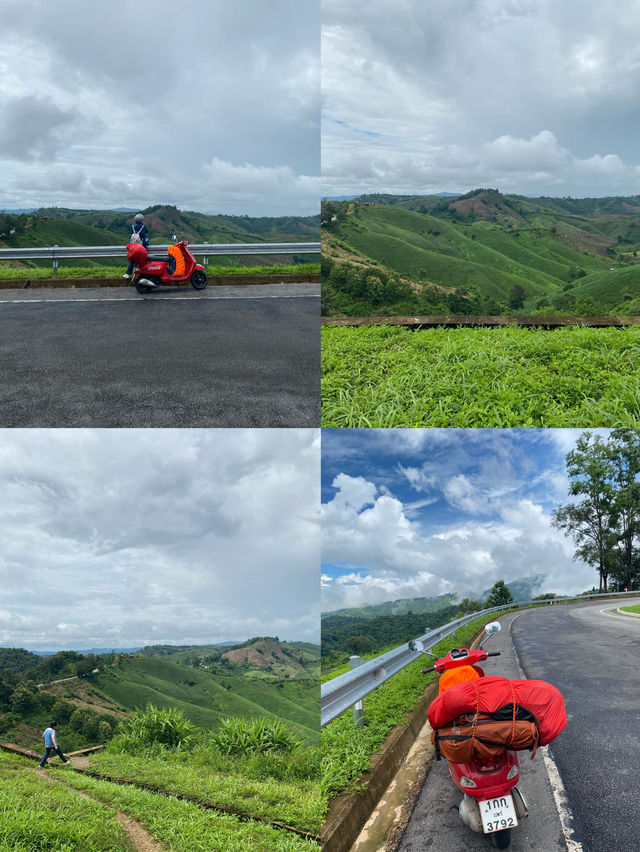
508, 612, 584, 852
0, 294, 321, 304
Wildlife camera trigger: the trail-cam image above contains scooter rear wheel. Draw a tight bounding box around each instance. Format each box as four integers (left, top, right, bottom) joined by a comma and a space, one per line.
491, 828, 511, 849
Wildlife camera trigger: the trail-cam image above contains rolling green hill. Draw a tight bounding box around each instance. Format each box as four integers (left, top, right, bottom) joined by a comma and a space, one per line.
0, 639, 320, 750
322, 190, 640, 316
90, 652, 319, 743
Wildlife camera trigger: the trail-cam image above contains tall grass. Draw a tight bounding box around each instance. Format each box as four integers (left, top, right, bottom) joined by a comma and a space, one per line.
211, 717, 301, 756
118, 703, 196, 751
322, 325, 640, 427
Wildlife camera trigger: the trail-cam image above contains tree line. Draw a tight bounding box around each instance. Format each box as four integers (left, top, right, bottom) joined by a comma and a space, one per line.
553, 429, 640, 593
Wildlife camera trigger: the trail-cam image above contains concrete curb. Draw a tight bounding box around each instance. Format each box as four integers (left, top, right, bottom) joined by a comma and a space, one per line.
321, 681, 439, 852
0, 273, 320, 290
0, 742, 105, 760
616, 607, 640, 618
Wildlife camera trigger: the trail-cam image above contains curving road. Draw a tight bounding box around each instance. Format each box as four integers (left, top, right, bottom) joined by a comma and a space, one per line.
396, 600, 640, 852
512, 599, 640, 852
0, 283, 319, 427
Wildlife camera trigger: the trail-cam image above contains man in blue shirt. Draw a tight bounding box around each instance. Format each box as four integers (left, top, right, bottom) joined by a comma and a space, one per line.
123, 213, 150, 279
39, 721, 70, 767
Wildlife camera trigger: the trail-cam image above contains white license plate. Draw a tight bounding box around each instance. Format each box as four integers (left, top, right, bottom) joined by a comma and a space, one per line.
479, 794, 518, 834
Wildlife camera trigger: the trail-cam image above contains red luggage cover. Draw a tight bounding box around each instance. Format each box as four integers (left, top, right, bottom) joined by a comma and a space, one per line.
127, 243, 148, 264
428, 675, 566, 746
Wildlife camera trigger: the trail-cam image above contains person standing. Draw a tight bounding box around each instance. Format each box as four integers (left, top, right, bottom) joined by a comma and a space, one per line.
39, 721, 70, 767
123, 213, 150, 278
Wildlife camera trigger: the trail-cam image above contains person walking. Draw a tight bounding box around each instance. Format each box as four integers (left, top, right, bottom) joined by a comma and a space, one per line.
39, 721, 70, 767
123, 213, 150, 278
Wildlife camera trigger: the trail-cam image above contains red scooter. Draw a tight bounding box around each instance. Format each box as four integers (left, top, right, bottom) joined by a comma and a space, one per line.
126, 239, 208, 294
410, 623, 565, 849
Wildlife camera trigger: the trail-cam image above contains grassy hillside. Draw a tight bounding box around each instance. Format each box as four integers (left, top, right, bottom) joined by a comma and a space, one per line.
0, 639, 320, 750
322, 190, 640, 316
88, 653, 319, 743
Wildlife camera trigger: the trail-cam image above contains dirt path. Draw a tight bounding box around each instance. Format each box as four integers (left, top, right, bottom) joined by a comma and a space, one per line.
35, 766, 164, 852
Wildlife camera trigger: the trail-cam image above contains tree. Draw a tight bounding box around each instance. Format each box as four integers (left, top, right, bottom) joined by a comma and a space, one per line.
347, 635, 373, 656
485, 580, 514, 608
607, 430, 640, 590
508, 285, 526, 310
456, 597, 482, 616
552, 433, 617, 592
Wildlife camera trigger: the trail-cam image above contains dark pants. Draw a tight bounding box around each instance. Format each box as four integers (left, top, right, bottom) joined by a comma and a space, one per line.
40, 745, 67, 767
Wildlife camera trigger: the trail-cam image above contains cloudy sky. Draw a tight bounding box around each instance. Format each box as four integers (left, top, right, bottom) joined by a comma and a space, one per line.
321, 429, 604, 612
323, 0, 640, 198
0, 429, 320, 651
0, 0, 319, 215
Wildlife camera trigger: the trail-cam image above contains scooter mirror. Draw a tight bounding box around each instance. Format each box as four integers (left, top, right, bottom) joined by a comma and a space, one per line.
408, 639, 424, 652
484, 621, 501, 635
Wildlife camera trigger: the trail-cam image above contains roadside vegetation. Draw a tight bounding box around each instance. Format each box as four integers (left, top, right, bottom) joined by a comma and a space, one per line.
321, 324, 640, 427
0, 262, 319, 280
321, 611, 513, 810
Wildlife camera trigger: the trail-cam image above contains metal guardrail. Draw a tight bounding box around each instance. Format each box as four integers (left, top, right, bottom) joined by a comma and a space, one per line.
0, 242, 321, 273
321, 590, 640, 727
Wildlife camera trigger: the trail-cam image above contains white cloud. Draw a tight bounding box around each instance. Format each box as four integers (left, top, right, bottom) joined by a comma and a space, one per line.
322, 474, 593, 612
0, 429, 320, 649
322, 1, 640, 197
0, 1, 319, 214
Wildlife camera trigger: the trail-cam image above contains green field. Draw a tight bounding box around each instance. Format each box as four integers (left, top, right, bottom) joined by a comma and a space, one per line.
321, 324, 640, 427
0, 749, 318, 851
619, 604, 640, 614
322, 191, 640, 316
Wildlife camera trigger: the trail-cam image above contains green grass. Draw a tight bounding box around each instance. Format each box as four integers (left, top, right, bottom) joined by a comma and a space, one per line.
0, 262, 319, 280
51, 769, 319, 852
0, 752, 133, 851
86, 745, 322, 833
321, 613, 508, 810
321, 325, 640, 427
619, 604, 640, 614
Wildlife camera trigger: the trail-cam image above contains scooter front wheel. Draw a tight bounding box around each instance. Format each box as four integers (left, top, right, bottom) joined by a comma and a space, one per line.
491, 828, 511, 849
191, 270, 208, 290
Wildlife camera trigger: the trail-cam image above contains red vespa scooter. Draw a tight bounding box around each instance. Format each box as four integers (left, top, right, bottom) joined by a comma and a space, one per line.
126, 239, 208, 294
410, 622, 565, 849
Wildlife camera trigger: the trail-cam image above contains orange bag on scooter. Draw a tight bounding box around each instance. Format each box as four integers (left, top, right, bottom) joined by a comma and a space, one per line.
428, 675, 566, 746
432, 709, 540, 762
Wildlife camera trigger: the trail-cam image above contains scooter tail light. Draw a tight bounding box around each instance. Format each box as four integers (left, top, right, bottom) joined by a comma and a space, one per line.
506, 764, 519, 780
459, 776, 477, 788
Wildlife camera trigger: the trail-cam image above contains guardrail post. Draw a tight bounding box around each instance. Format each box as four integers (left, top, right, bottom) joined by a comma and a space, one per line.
350, 655, 364, 728
52, 246, 58, 276
203, 242, 209, 268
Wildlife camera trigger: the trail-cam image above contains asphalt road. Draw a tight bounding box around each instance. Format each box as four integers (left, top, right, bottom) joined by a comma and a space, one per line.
512, 599, 640, 852
397, 611, 569, 852
0, 283, 320, 427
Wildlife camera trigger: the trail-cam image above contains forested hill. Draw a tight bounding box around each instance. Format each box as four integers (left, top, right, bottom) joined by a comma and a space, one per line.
0, 204, 320, 249
322, 189, 640, 316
